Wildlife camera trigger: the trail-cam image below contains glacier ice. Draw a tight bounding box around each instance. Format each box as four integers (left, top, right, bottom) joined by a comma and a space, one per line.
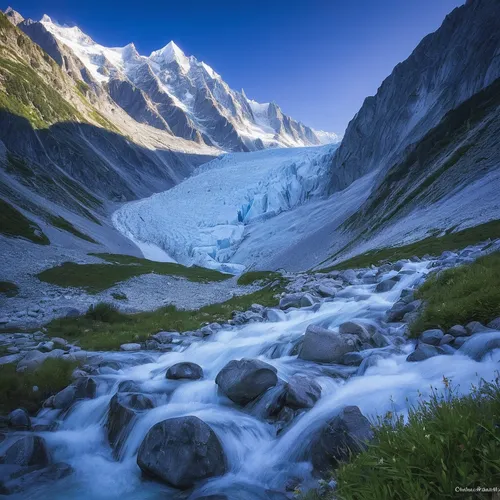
113, 145, 338, 272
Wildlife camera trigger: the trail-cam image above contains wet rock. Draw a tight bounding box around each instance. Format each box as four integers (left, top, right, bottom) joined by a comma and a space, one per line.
0, 462, 72, 495
299, 325, 360, 364
340, 269, 358, 284
1, 436, 50, 467
448, 325, 468, 337
285, 375, 322, 409
215, 359, 278, 406
264, 308, 286, 322
375, 279, 397, 293
232, 310, 264, 325
420, 329, 444, 346
312, 406, 373, 473
166, 362, 203, 380
7, 409, 31, 430
386, 300, 422, 322
357, 354, 384, 375
107, 393, 154, 452
458, 332, 500, 361
406, 344, 440, 362
117, 380, 142, 393
338, 321, 372, 342
53, 386, 77, 410
453, 336, 468, 348
120, 343, 141, 352
317, 285, 337, 297
439, 334, 455, 346
340, 351, 364, 366
371, 332, 390, 348
487, 317, 500, 330
74, 377, 97, 399
137, 416, 226, 489
279, 293, 315, 310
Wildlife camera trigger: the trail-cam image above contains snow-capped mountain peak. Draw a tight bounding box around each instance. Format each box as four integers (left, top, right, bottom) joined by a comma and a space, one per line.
37, 14, 338, 151
149, 41, 191, 72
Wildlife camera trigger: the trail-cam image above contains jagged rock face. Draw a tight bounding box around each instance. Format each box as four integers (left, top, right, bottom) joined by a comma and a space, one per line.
35, 18, 338, 151
328, 0, 500, 194
4, 6, 23, 25
107, 78, 170, 131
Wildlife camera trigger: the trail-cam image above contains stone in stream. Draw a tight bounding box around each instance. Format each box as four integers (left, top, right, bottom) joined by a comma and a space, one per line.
284, 375, 321, 409
166, 362, 203, 380
386, 300, 422, 322
357, 354, 384, 376
453, 336, 468, 348
52, 386, 77, 410
74, 377, 97, 399
7, 409, 31, 430
107, 393, 154, 453
338, 321, 373, 342
215, 359, 278, 406
117, 380, 142, 393
311, 406, 373, 473
1, 436, 50, 467
406, 344, 441, 362
458, 332, 500, 361
137, 416, 226, 489
420, 329, 444, 346
375, 279, 397, 293
299, 325, 360, 364
0, 462, 73, 495
279, 293, 315, 310
439, 334, 455, 346
371, 331, 390, 348
264, 308, 286, 322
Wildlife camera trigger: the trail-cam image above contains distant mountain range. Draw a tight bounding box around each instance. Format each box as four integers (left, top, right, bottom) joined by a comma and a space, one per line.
6, 8, 339, 152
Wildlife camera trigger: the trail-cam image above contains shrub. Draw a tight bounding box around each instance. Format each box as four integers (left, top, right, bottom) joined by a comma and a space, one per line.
85, 302, 124, 323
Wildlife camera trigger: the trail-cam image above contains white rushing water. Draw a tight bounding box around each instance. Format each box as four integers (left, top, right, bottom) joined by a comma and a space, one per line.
14, 259, 500, 499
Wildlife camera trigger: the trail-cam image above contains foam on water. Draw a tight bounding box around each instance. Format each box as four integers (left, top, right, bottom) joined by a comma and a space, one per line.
15, 259, 500, 499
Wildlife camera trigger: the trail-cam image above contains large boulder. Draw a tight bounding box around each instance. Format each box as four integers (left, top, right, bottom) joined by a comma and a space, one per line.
137, 416, 226, 489
0, 462, 73, 495
285, 375, 321, 409
1, 436, 50, 467
74, 377, 97, 399
375, 279, 397, 293
52, 386, 77, 410
406, 344, 441, 362
466, 321, 494, 335
448, 325, 468, 337
338, 321, 373, 342
420, 329, 444, 346
311, 406, 373, 473
215, 359, 278, 405
299, 325, 360, 363
7, 409, 31, 430
107, 393, 154, 452
166, 362, 203, 380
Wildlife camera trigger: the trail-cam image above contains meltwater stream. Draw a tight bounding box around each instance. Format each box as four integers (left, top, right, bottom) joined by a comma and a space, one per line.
15, 259, 500, 499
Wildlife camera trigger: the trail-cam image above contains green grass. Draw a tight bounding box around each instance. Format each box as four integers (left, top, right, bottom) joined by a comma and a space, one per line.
236, 270, 281, 286
48, 215, 98, 244
37, 254, 231, 294
0, 280, 19, 297
318, 219, 500, 272
0, 55, 83, 128
409, 252, 500, 337
0, 358, 79, 414
46, 282, 285, 350
0, 198, 50, 245
324, 379, 500, 500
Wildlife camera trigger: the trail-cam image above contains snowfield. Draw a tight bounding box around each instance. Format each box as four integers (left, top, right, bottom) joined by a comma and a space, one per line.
113, 145, 339, 273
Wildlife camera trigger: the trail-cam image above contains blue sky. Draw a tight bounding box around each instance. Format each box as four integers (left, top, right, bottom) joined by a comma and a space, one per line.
8, 0, 463, 134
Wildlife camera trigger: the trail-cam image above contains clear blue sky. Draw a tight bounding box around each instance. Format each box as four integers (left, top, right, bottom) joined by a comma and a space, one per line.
8, 0, 463, 134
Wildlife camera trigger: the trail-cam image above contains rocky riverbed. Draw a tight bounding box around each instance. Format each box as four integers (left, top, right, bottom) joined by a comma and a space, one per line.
1, 241, 500, 498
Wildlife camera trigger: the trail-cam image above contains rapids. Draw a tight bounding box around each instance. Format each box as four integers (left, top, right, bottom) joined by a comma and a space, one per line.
13, 259, 500, 499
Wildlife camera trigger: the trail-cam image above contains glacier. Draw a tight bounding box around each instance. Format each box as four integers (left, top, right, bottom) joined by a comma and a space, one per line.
112, 145, 339, 273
